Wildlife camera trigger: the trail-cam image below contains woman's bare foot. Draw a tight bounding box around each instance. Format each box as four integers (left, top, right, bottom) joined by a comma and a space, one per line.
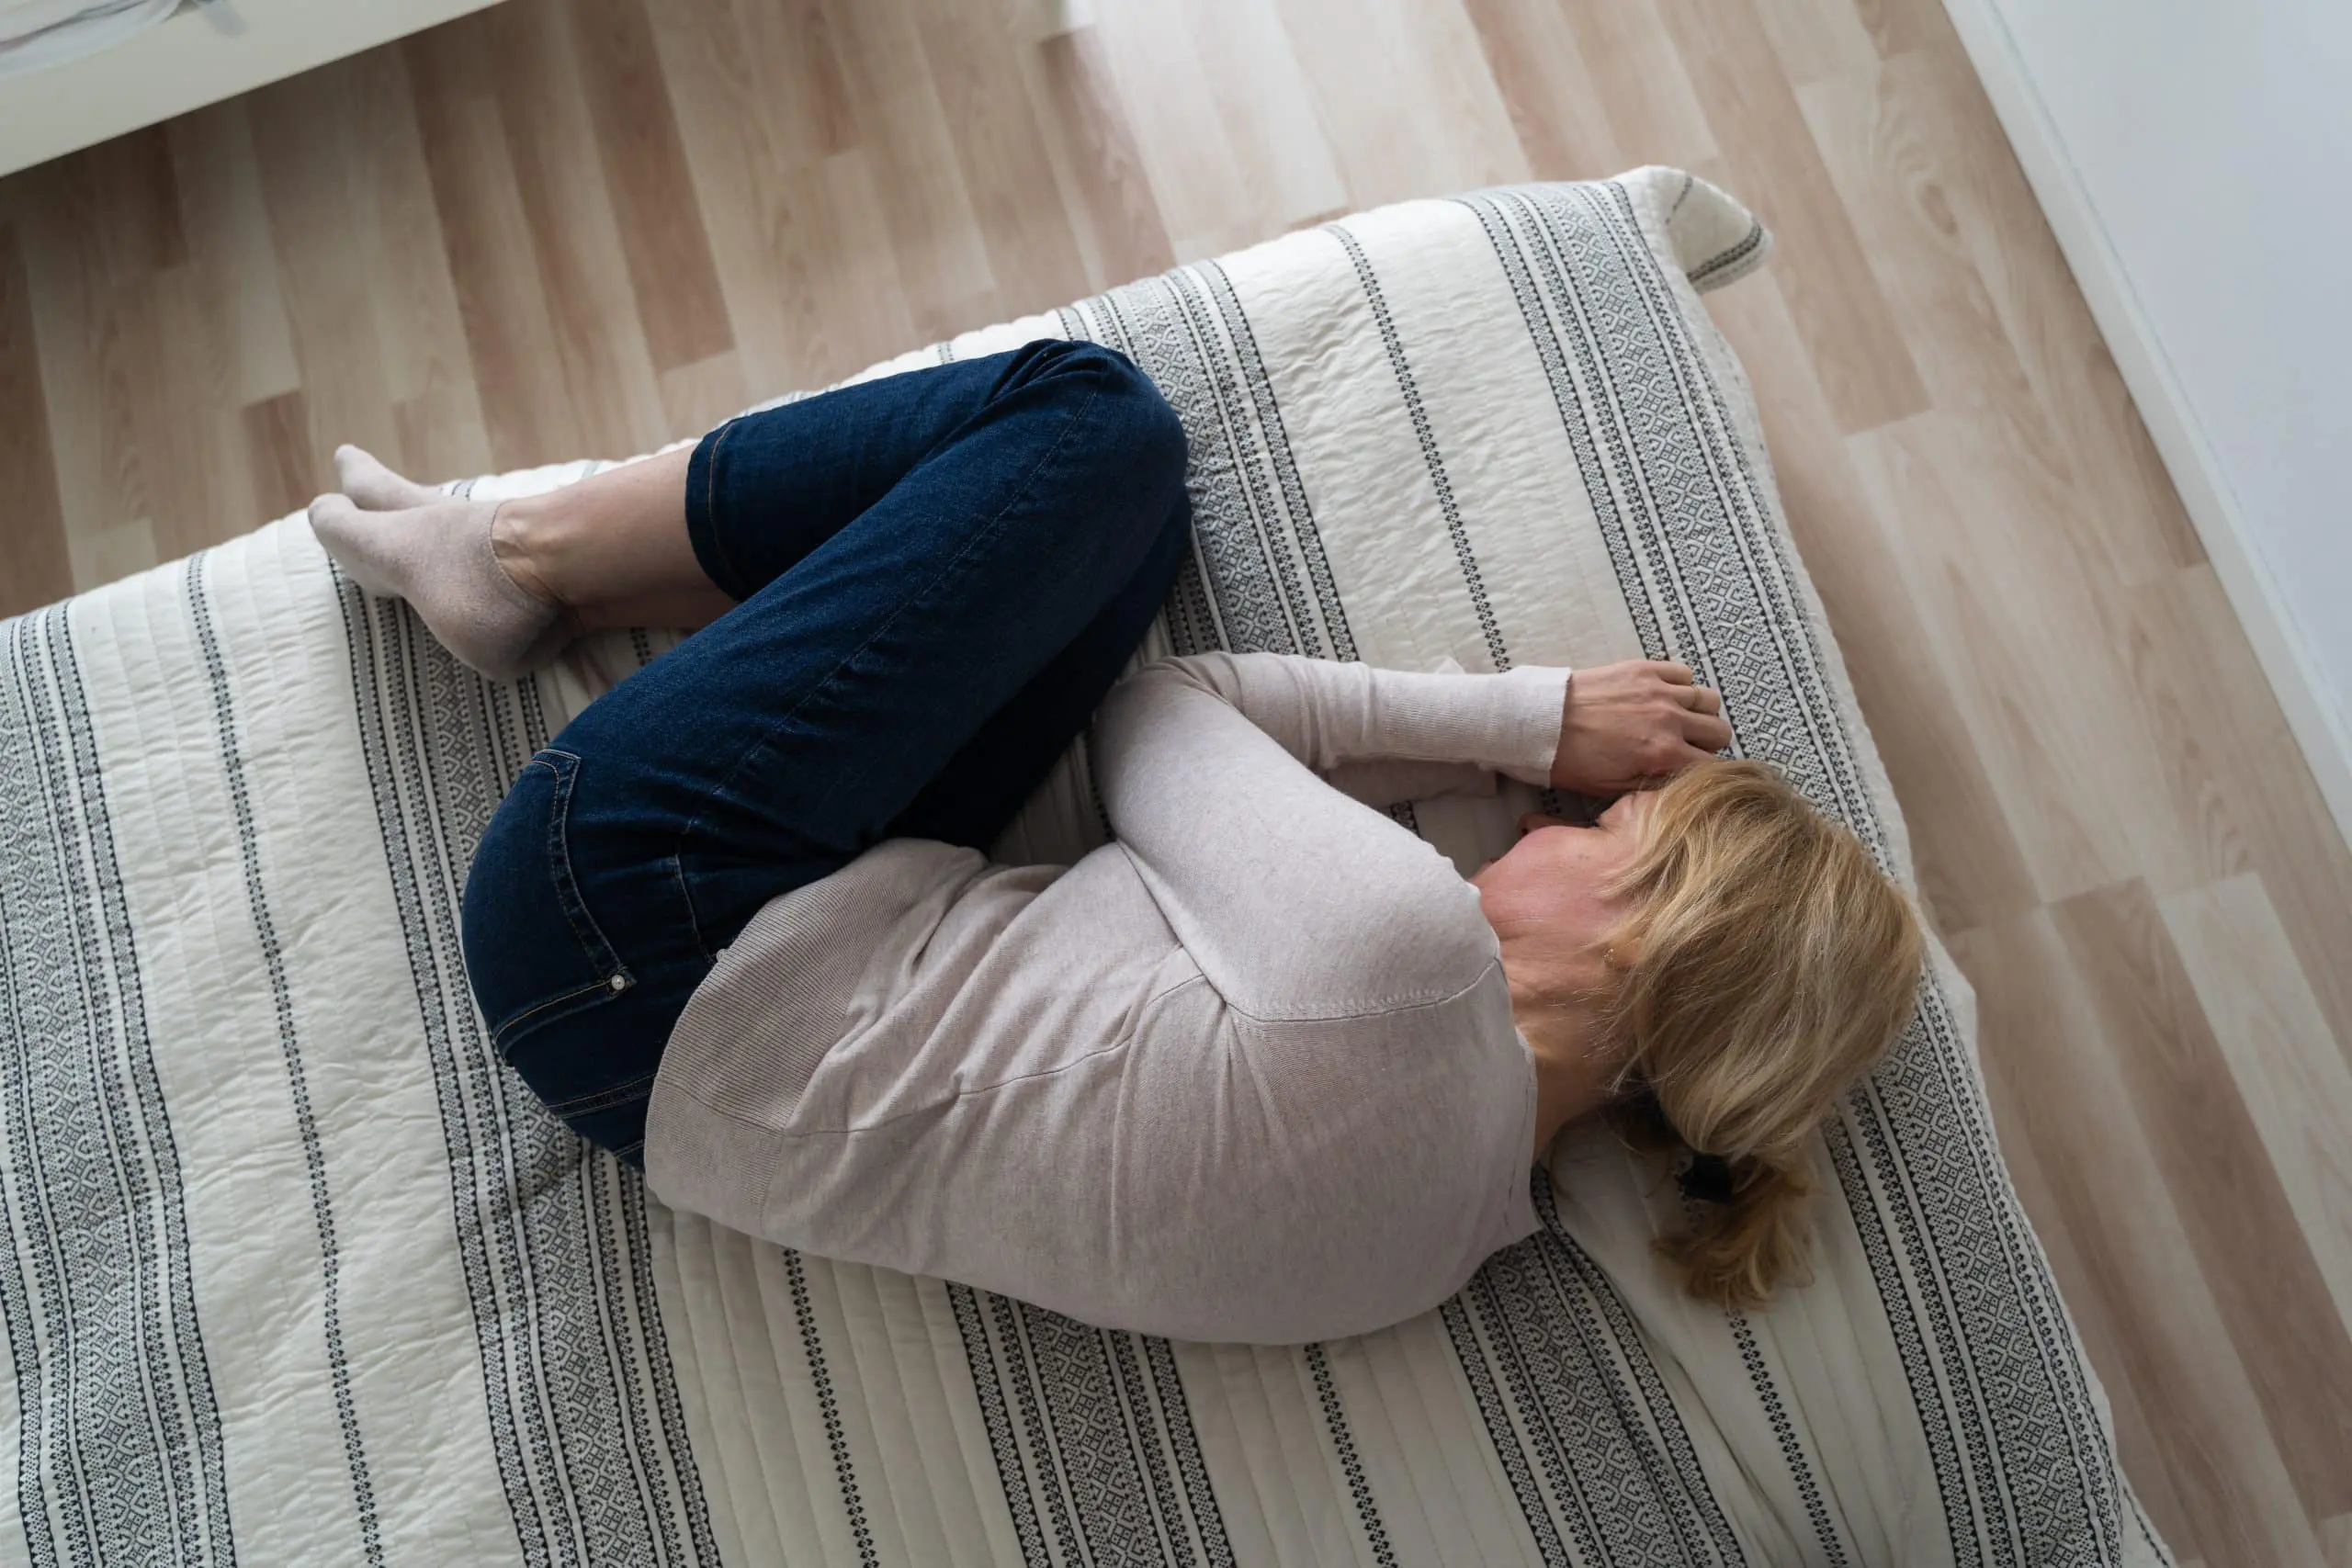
309, 447, 570, 682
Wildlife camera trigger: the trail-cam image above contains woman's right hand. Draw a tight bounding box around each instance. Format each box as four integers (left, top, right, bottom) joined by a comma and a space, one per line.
1549, 660, 1732, 795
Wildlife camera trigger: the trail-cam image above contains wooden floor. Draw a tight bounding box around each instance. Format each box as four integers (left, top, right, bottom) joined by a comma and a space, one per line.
3, 0, 2349, 1561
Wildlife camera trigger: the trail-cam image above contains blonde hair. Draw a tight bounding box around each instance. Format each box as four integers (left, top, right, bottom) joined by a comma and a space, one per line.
1595, 760, 1923, 1310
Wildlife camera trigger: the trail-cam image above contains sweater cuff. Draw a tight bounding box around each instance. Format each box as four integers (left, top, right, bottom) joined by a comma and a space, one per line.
1486, 665, 1573, 784
1367, 663, 1569, 785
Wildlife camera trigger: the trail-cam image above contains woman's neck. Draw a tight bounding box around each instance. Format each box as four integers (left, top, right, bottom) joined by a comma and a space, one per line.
1509, 979, 1619, 1160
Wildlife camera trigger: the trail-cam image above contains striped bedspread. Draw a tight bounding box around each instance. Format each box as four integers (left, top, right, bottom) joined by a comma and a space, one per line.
0, 168, 2171, 1567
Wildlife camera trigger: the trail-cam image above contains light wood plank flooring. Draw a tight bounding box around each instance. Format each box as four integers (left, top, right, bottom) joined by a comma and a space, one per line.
3, 0, 2348, 1561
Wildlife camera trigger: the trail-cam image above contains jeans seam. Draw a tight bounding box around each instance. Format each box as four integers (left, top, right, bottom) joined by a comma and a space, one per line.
537, 749, 632, 987
491, 975, 621, 1055
543, 1071, 658, 1116
704, 421, 742, 598
669, 850, 713, 964
669, 373, 1112, 864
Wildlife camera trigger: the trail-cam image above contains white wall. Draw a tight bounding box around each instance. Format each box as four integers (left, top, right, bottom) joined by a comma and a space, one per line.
0, 0, 505, 179
1946, 0, 2352, 840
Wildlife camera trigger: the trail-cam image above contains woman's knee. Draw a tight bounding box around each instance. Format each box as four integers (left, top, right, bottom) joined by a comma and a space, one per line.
1008, 338, 1174, 430
1117, 366, 1189, 500
1046, 342, 1187, 500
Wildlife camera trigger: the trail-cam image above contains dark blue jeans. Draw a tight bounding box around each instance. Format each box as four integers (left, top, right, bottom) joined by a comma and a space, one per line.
459, 342, 1191, 1165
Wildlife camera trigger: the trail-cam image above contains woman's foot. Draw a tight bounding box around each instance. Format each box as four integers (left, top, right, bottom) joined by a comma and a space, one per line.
309, 448, 569, 682
334, 444, 442, 511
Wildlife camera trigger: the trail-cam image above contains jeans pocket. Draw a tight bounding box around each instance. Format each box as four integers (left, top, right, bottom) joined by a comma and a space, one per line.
461, 748, 637, 1058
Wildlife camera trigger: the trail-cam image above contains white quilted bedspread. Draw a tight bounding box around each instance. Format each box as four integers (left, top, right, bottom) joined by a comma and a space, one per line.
0, 168, 2170, 1567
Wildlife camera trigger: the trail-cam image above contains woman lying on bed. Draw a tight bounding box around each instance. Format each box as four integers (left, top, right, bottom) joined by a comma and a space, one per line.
310, 340, 1922, 1343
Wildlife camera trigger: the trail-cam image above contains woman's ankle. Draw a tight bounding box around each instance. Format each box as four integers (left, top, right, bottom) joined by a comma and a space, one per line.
490, 495, 570, 611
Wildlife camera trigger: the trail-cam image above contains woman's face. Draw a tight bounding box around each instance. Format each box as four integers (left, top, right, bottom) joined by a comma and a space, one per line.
1470, 792, 1654, 960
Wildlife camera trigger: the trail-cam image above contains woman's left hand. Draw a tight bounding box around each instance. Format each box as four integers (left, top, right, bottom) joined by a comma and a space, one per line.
1549, 660, 1731, 795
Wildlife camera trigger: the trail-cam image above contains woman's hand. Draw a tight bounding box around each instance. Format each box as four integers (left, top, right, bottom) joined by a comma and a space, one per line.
1550, 660, 1732, 795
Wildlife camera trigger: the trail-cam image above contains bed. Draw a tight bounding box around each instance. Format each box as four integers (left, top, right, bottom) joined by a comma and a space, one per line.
0, 166, 2170, 1567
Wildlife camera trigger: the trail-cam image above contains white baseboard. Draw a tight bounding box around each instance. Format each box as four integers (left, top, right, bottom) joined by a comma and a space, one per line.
0, 0, 504, 180
1938, 0, 2352, 852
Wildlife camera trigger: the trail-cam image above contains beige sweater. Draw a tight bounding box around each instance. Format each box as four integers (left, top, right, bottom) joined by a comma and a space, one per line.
643, 652, 1573, 1344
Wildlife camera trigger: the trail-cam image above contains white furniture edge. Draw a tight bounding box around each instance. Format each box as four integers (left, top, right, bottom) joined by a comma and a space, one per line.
1937, 0, 2352, 852
0, 0, 503, 180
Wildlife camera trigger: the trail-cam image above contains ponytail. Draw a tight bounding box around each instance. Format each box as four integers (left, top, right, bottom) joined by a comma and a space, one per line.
1602, 1091, 1817, 1311
1661, 1156, 1812, 1310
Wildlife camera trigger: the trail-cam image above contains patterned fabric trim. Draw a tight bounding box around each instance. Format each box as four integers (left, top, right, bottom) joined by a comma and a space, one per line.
946, 1282, 1235, 1568
1305, 1342, 1396, 1567
1196, 259, 1354, 664
0, 606, 235, 1567
786, 1247, 877, 1568
1686, 222, 1769, 291
334, 583, 718, 1568
1449, 1177, 1747, 1568
1726, 1309, 1849, 1566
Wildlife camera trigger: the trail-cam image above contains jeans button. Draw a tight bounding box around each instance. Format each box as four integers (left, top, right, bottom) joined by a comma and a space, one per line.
608, 973, 630, 993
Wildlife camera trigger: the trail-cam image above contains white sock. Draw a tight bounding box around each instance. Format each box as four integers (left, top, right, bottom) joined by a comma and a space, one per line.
334, 445, 443, 511
309, 457, 566, 681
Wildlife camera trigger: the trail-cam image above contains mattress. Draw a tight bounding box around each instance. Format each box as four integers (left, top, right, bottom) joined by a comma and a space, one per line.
0, 167, 2170, 1567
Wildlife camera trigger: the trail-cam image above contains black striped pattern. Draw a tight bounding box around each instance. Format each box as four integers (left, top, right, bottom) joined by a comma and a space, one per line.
947, 1280, 1234, 1568
1445, 1178, 1746, 1568
187, 553, 383, 1566
0, 606, 234, 1567
1305, 1342, 1395, 1568
786, 1247, 877, 1568
1325, 220, 1510, 672
335, 582, 718, 1568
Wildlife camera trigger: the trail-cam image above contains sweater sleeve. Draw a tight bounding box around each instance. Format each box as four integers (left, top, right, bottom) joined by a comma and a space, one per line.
1088, 653, 1569, 1021
1133, 652, 1570, 783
